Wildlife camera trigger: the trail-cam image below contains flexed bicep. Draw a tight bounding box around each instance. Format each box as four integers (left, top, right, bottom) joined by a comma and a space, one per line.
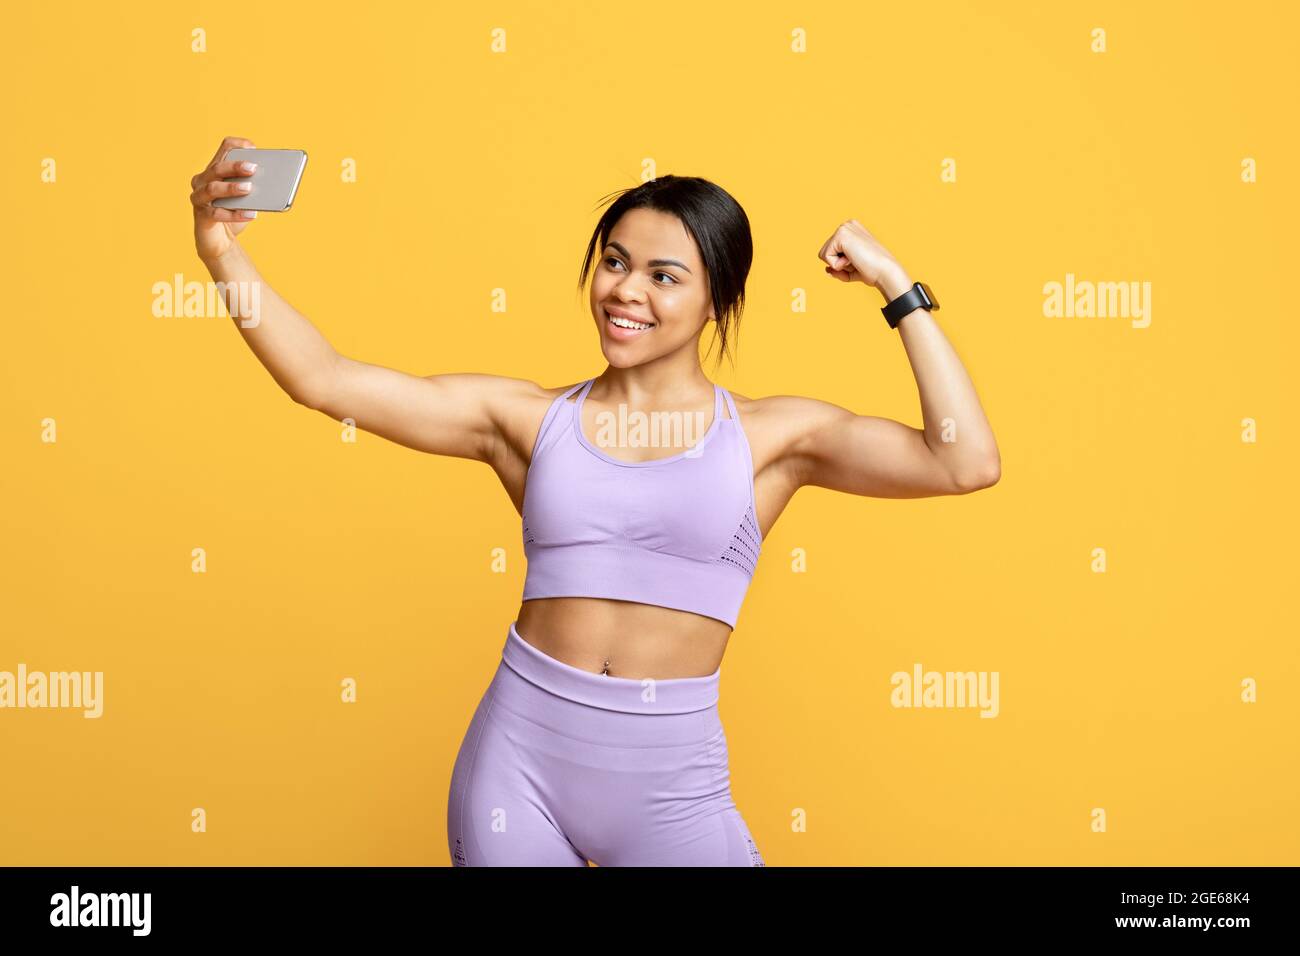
783, 396, 972, 499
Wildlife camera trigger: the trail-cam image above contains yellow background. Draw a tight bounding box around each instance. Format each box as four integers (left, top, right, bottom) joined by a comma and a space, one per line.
2, 0, 1295, 865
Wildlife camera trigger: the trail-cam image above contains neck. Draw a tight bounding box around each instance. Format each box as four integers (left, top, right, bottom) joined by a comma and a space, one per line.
589, 361, 716, 406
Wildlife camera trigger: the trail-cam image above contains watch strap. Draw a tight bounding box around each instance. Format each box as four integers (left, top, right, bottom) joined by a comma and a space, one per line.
881, 282, 937, 329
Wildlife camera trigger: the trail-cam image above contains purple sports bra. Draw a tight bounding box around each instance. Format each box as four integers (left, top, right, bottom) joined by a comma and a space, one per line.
521, 377, 763, 628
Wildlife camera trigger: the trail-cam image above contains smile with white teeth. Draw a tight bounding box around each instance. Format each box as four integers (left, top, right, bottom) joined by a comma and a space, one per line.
606, 310, 654, 331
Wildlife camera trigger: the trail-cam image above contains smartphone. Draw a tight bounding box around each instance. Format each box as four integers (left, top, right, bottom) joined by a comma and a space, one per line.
212, 148, 309, 211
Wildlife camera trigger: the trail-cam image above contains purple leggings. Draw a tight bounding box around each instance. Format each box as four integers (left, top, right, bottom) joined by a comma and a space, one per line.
447, 620, 765, 866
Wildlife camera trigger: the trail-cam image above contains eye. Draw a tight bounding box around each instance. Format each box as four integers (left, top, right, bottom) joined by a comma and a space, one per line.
602, 256, 678, 285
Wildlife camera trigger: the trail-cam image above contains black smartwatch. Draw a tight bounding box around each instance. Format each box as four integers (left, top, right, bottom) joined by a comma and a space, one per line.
881, 281, 939, 329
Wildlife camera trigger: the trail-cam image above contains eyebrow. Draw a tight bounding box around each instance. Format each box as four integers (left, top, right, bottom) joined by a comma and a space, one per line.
605, 241, 693, 274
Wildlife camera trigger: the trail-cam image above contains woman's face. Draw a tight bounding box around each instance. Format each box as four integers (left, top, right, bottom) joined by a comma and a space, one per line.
589, 207, 713, 366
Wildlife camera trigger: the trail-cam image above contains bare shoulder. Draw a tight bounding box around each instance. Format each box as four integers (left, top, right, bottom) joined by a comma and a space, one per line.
727, 389, 853, 428
725, 388, 855, 450
467, 373, 585, 468
452, 372, 575, 406
724, 388, 869, 487
426, 371, 574, 416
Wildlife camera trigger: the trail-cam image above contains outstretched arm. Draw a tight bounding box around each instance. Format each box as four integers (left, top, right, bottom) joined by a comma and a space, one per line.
786, 220, 1000, 499
191, 136, 504, 463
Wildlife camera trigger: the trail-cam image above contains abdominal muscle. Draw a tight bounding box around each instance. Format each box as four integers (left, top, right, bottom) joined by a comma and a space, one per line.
513, 597, 732, 679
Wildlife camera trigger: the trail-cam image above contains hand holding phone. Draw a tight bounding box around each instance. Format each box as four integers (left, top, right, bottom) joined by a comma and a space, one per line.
191, 139, 311, 263
211, 148, 309, 212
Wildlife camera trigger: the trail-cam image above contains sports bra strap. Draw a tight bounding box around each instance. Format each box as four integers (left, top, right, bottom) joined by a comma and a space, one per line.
720, 385, 739, 422
532, 381, 590, 460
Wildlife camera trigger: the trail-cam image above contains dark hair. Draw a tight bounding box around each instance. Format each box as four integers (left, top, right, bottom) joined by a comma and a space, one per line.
576, 175, 753, 370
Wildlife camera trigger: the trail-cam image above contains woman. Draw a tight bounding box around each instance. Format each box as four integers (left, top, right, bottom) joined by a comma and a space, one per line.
190, 136, 1001, 867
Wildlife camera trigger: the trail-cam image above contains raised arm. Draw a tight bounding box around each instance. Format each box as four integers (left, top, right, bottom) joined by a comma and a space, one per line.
785, 219, 1000, 499
191, 136, 505, 463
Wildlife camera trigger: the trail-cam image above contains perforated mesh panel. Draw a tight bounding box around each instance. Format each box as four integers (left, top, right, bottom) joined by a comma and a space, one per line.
718, 502, 761, 575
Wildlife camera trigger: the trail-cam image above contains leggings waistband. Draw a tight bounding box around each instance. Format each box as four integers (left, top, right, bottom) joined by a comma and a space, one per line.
502, 620, 720, 715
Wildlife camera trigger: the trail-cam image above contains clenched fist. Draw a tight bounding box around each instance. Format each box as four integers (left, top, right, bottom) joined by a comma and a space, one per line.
817, 219, 911, 299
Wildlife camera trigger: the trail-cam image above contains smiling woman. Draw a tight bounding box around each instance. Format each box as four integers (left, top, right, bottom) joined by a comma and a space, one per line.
577, 175, 753, 370
191, 136, 998, 867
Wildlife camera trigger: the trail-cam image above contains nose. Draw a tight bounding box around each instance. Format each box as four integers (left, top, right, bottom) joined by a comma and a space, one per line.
612, 273, 650, 301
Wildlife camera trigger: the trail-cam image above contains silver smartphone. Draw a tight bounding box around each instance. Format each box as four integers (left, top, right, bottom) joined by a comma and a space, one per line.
212, 148, 308, 211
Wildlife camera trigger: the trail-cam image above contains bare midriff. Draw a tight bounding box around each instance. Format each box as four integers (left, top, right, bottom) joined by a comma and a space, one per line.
514, 597, 732, 679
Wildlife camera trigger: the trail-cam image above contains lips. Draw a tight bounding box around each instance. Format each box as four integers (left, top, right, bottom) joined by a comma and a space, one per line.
605, 305, 655, 326
603, 308, 656, 339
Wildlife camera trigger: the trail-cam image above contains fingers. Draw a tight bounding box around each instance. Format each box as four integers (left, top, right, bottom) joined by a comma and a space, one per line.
211, 158, 258, 179
193, 178, 253, 202
197, 204, 259, 222
820, 249, 851, 275
816, 235, 839, 267
818, 220, 872, 280
192, 159, 257, 191
818, 221, 860, 267
192, 147, 259, 194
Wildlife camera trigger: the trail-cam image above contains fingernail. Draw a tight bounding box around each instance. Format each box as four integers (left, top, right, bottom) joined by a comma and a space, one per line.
236, 182, 252, 191
239, 162, 257, 172
242, 210, 258, 218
